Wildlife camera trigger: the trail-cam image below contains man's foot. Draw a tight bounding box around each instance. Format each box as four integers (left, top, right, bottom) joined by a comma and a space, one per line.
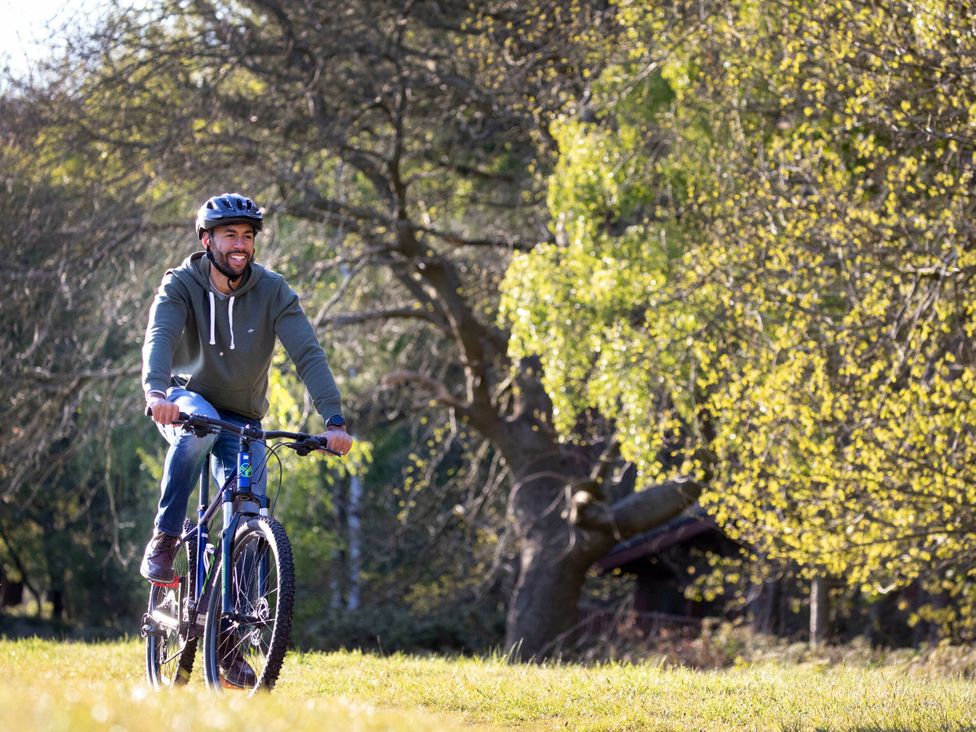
219, 635, 257, 688
140, 531, 180, 583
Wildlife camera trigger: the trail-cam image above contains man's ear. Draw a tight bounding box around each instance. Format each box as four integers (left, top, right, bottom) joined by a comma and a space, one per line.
201, 231, 211, 249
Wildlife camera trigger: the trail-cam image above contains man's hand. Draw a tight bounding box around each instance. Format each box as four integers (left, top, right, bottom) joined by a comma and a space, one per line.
147, 396, 180, 425
318, 427, 353, 456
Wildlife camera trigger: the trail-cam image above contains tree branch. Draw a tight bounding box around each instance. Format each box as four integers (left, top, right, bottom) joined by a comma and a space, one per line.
413, 223, 537, 252
13, 365, 141, 383
316, 306, 449, 330
569, 477, 704, 541
381, 369, 468, 411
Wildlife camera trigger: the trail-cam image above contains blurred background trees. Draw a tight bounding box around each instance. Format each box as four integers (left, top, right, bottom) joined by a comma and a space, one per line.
3, 0, 975, 654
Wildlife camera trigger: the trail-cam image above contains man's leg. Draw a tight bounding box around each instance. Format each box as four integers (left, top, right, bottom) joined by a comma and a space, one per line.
141, 389, 219, 582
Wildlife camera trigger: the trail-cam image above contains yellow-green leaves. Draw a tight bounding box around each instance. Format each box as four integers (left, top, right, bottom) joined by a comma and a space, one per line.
501, 0, 976, 634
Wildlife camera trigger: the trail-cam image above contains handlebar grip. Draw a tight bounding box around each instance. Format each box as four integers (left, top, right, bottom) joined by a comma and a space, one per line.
313, 437, 342, 456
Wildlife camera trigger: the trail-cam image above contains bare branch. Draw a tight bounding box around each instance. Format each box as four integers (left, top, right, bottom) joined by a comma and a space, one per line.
12, 365, 141, 383
414, 223, 537, 252
317, 306, 449, 330
382, 369, 468, 410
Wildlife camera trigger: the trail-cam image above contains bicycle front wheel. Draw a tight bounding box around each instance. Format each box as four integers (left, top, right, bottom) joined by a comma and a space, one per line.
145, 519, 198, 687
202, 516, 295, 693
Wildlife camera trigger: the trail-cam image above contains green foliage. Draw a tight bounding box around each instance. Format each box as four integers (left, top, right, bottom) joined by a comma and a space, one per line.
0, 85, 172, 626
501, 0, 976, 637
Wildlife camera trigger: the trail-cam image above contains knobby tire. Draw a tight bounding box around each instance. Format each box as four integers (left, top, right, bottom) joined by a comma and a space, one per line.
202, 515, 295, 694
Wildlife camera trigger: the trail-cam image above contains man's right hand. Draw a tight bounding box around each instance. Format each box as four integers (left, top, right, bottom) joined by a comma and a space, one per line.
147, 396, 180, 425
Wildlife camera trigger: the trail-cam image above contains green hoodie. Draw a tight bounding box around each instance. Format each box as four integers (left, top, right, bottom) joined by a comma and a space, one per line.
142, 251, 341, 422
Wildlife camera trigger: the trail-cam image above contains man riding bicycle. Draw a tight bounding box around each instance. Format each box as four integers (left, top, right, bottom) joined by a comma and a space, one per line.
141, 192, 352, 596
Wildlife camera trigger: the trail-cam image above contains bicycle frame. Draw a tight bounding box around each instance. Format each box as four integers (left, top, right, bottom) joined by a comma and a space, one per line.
184, 434, 270, 629
175, 414, 332, 636
145, 411, 337, 691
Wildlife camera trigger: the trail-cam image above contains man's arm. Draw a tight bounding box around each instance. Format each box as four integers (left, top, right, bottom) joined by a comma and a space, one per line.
142, 274, 187, 424
273, 282, 351, 455
274, 283, 342, 417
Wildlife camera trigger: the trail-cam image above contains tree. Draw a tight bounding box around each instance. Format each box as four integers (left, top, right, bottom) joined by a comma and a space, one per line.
0, 79, 168, 624
52, 0, 705, 656
503, 0, 976, 639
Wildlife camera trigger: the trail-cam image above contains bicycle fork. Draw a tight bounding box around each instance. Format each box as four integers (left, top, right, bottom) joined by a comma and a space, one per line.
219, 437, 271, 621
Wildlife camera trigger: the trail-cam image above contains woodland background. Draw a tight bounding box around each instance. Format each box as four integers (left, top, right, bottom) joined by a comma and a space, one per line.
2, 0, 975, 660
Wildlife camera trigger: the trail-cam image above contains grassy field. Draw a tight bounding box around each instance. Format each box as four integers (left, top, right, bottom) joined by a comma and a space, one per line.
2, 637, 976, 731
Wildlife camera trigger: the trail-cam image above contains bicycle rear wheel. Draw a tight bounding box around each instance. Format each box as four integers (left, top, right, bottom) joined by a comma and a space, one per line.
202, 515, 294, 693
145, 519, 198, 687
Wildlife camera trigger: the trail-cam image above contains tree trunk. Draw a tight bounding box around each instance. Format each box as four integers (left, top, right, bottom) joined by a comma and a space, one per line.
496, 426, 705, 659
503, 475, 595, 659
810, 574, 830, 647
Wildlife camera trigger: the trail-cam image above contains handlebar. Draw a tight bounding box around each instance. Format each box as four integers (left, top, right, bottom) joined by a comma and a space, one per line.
175, 412, 342, 456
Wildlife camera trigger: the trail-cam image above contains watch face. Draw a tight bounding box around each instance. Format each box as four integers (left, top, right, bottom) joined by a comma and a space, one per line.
327, 415, 345, 427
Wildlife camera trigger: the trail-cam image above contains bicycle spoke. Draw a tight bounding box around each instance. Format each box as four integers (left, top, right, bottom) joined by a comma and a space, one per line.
203, 517, 294, 694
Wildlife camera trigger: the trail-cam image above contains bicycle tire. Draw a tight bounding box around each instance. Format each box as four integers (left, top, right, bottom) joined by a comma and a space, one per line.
145, 518, 198, 687
202, 515, 295, 693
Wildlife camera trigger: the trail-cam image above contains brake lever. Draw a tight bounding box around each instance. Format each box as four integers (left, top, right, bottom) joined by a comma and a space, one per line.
175, 412, 217, 438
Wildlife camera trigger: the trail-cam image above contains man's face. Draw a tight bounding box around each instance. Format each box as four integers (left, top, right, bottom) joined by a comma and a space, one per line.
205, 224, 256, 278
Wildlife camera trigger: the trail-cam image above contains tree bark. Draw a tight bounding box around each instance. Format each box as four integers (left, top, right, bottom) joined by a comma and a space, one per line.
495, 423, 705, 659
503, 475, 592, 658
810, 574, 830, 647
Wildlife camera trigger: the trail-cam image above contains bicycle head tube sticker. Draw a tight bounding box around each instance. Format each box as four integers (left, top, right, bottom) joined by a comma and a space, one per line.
239, 453, 251, 487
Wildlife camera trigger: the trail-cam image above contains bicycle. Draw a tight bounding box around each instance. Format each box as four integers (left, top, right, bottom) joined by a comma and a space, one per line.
141, 412, 338, 693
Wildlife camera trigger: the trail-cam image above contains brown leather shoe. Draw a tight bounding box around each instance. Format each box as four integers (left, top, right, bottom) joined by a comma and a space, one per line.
218, 630, 257, 688
140, 531, 180, 583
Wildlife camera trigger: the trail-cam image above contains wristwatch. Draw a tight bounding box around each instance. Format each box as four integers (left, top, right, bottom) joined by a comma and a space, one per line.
326, 414, 346, 429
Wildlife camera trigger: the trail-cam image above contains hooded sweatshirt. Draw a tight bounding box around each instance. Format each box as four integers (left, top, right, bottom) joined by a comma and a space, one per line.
142, 251, 341, 422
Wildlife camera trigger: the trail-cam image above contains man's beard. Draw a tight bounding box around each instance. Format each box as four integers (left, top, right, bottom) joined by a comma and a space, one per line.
210, 249, 253, 279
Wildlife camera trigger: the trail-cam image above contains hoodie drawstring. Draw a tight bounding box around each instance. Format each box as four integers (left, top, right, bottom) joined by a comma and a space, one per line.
208, 292, 216, 346
228, 296, 236, 350
208, 291, 236, 350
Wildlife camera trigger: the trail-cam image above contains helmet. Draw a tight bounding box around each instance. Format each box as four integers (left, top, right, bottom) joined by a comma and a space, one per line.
195, 193, 263, 239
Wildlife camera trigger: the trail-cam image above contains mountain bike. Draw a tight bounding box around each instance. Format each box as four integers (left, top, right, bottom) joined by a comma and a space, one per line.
141, 412, 338, 693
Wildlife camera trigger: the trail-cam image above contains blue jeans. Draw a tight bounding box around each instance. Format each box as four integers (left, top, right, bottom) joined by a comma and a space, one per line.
153, 388, 267, 536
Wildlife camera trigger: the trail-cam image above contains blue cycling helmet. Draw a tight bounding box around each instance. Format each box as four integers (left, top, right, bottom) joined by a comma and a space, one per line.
195, 193, 263, 239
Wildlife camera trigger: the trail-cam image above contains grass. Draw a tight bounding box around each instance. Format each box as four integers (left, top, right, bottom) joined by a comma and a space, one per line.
2, 637, 976, 730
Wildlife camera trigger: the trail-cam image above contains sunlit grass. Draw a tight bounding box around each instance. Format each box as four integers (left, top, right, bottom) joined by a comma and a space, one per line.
2, 638, 976, 730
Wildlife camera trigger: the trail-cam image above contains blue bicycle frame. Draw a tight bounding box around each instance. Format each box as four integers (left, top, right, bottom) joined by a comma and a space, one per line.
186, 434, 272, 623
147, 411, 337, 692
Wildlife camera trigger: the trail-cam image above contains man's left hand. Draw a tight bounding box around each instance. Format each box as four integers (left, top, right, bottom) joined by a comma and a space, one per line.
318, 428, 353, 456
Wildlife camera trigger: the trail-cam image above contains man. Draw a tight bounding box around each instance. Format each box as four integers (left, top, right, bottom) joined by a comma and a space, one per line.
141, 192, 352, 585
